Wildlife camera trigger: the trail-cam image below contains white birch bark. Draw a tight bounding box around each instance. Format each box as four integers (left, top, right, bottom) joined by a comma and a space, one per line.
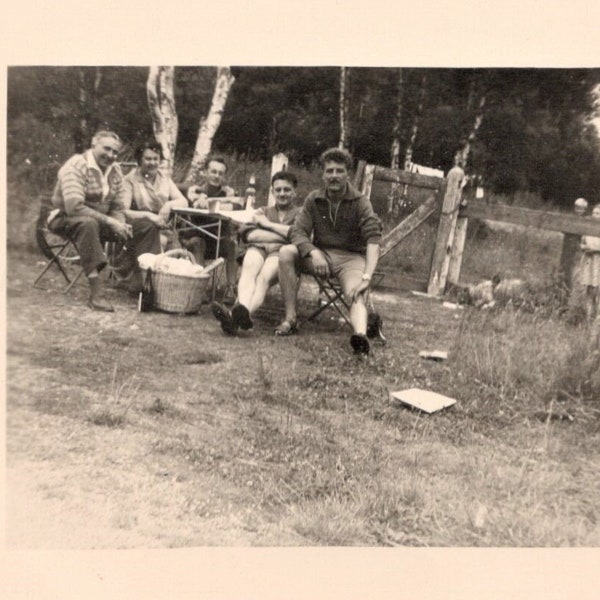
455, 94, 486, 168
146, 66, 178, 178
185, 67, 235, 184
338, 67, 350, 149
404, 73, 427, 171
388, 68, 403, 214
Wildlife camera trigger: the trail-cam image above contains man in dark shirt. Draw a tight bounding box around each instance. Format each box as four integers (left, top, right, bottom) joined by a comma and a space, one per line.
179, 156, 239, 294
277, 148, 382, 355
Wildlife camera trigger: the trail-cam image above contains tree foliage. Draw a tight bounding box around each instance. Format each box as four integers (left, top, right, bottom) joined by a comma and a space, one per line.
7, 66, 600, 206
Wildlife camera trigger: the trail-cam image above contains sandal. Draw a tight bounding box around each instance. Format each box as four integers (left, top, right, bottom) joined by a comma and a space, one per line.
275, 319, 298, 336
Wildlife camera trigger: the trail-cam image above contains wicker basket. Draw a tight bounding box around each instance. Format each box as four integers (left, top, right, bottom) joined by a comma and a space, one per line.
141, 249, 211, 314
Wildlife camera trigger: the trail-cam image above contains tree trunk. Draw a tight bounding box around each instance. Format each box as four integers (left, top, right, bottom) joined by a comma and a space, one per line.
185, 67, 235, 184
404, 73, 427, 170
388, 68, 404, 214
338, 67, 350, 149
455, 94, 486, 168
146, 66, 178, 178
75, 67, 103, 153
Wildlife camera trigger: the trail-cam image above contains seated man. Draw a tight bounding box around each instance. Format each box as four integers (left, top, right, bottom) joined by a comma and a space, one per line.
178, 155, 240, 293
211, 171, 300, 335
277, 147, 383, 355
49, 130, 162, 311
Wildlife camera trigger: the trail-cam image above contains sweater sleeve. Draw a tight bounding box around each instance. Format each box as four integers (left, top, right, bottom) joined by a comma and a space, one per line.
358, 197, 383, 245
289, 196, 316, 258
107, 174, 126, 223
59, 160, 109, 223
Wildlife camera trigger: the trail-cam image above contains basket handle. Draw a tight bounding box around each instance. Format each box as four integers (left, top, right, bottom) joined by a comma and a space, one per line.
164, 248, 197, 264
201, 256, 225, 275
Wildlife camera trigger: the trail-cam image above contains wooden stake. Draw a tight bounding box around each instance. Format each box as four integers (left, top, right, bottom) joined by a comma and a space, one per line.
427, 166, 465, 296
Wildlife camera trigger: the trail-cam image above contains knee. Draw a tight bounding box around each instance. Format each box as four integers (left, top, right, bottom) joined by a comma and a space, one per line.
184, 237, 206, 252
279, 244, 298, 265
135, 218, 160, 234
77, 216, 100, 234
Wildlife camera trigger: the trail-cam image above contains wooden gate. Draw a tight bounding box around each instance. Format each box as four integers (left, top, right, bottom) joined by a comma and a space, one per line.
356, 162, 465, 296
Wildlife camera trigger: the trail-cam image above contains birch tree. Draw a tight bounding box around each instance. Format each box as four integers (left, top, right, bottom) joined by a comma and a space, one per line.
185, 67, 235, 184
338, 67, 352, 149
404, 72, 428, 171
146, 66, 178, 178
74, 67, 102, 152
455, 94, 486, 168
388, 68, 404, 215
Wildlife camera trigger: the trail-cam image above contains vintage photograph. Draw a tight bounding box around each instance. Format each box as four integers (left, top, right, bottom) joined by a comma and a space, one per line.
6, 65, 600, 550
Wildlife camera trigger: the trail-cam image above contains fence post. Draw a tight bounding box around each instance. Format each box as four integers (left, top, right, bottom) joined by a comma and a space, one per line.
353, 160, 367, 189
447, 215, 468, 286
558, 232, 581, 293
360, 164, 375, 200
427, 166, 465, 296
267, 153, 289, 206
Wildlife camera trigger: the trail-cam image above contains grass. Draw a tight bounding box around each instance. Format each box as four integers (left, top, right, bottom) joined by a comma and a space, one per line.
7, 156, 600, 547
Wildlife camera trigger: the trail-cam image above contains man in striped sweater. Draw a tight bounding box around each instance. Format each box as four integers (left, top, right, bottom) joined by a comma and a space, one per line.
49, 131, 161, 311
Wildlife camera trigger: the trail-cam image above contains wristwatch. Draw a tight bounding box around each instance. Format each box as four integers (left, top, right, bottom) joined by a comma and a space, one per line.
361, 273, 372, 282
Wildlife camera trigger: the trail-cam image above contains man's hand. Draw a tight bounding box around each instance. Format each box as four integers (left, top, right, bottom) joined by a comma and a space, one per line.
253, 213, 272, 229
348, 279, 370, 304
192, 193, 209, 209
106, 217, 133, 241
309, 249, 330, 278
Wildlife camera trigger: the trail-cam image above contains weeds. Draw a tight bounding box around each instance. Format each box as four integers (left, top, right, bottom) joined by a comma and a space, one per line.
86, 361, 138, 427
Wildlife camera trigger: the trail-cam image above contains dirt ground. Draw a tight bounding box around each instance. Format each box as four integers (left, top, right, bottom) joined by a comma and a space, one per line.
7, 250, 456, 548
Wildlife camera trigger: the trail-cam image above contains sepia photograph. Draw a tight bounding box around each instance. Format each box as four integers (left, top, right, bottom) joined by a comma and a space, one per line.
3, 1, 600, 598
7, 63, 600, 549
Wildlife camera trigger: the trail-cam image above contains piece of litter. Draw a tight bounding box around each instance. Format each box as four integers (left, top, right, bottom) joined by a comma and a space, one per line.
442, 301, 463, 310
474, 503, 488, 528
411, 291, 440, 300
389, 388, 457, 414
419, 350, 448, 361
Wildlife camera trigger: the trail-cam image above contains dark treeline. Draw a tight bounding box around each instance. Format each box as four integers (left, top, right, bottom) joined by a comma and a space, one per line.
7, 66, 600, 206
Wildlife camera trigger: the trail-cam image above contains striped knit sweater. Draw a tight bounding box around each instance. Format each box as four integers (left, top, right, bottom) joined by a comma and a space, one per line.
52, 150, 125, 224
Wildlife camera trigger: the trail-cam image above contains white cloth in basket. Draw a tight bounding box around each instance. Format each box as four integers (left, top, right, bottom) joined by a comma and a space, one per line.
138, 253, 206, 277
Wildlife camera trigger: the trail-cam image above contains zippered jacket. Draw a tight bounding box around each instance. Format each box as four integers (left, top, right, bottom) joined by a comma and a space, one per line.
290, 184, 382, 258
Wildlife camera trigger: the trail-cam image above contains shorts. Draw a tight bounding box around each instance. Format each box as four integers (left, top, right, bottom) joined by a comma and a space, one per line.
300, 247, 366, 297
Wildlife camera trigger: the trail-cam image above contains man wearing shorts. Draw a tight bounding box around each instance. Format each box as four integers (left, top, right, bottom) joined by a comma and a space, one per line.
277, 147, 382, 355
211, 171, 300, 335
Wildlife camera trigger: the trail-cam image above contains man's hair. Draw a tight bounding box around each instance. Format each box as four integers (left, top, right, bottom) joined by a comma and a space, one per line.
134, 140, 164, 164
91, 130, 121, 146
205, 155, 228, 172
271, 171, 297, 187
319, 147, 353, 170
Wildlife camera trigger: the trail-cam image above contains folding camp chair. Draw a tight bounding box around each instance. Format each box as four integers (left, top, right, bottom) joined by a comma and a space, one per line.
33, 195, 85, 292
33, 195, 118, 293
306, 274, 387, 343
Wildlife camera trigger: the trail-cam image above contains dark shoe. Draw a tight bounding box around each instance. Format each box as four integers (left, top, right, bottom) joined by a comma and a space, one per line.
274, 319, 298, 336
87, 296, 115, 312
350, 333, 370, 356
366, 312, 386, 343
211, 302, 237, 336
232, 303, 253, 331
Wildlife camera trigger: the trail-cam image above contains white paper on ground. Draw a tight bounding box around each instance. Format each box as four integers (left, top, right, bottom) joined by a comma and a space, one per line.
389, 388, 457, 414
419, 350, 448, 361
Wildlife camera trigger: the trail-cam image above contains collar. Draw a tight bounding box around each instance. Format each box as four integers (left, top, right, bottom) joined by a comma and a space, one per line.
313, 183, 362, 202
135, 167, 164, 183
85, 149, 119, 177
